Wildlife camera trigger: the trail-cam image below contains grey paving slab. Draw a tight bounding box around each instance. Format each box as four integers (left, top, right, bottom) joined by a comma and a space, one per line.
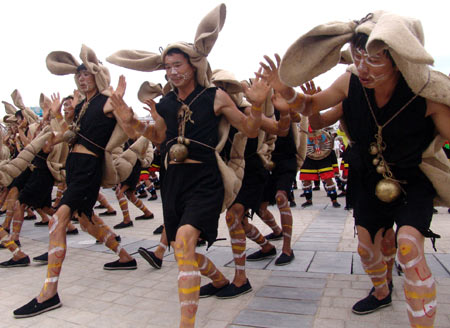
426, 254, 450, 277
299, 236, 342, 243
308, 251, 352, 274
271, 270, 329, 279
255, 286, 322, 301
247, 297, 319, 315
303, 229, 343, 234
126, 239, 161, 255
232, 310, 314, 328
265, 275, 327, 289
292, 241, 338, 252
86, 236, 144, 253
265, 250, 314, 272
434, 254, 450, 274
301, 232, 342, 237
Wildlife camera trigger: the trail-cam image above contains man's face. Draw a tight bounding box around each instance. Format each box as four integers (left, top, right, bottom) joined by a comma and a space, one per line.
351, 46, 397, 89
164, 53, 196, 88
76, 70, 97, 94
63, 99, 74, 118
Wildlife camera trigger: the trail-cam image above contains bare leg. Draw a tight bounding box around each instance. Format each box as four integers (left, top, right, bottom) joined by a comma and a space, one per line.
257, 202, 282, 235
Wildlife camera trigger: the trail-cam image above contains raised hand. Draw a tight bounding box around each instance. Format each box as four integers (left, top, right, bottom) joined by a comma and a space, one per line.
256, 54, 288, 93
110, 92, 134, 124
50, 93, 62, 117
243, 68, 270, 107
301, 81, 321, 95
143, 99, 160, 121
271, 91, 290, 113
72, 90, 81, 108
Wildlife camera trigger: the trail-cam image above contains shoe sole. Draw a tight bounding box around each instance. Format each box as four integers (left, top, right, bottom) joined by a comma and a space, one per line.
274, 257, 295, 266
14, 302, 62, 318
103, 266, 137, 271
351, 302, 392, 315
138, 249, 162, 269
215, 287, 253, 299
246, 254, 276, 262
33, 260, 48, 265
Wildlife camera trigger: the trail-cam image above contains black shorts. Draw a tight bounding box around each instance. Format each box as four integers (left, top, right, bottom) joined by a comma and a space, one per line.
19, 167, 54, 209
59, 153, 103, 219
122, 161, 142, 191
8, 168, 32, 191
233, 157, 268, 213
263, 157, 297, 204
162, 162, 224, 246
352, 166, 436, 243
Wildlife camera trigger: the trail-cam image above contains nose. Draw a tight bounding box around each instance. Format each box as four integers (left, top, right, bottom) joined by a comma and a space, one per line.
356, 60, 369, 75
170, 67, 178, 75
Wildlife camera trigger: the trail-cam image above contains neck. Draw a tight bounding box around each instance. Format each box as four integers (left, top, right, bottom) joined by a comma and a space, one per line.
373, 72, 400, 108
85, 89, 98, 101
176, 80, 197, 100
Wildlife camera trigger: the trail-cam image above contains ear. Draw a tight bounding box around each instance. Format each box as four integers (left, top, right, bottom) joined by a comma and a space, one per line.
46, 51, 80, 75
11, 89, 26, 111
193, 3, 226, 57
107, 49, 164, 72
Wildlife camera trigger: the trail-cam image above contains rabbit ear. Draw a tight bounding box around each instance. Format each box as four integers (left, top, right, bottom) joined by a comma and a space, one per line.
11, 89, 26, 111
194, 3, 226, 57
39, 93, 51, 110
46, 51, 80, 75
107, 49, 164, 72
2, 101, 18, 115
138, 82, 163, 104
280, 20, 355, 87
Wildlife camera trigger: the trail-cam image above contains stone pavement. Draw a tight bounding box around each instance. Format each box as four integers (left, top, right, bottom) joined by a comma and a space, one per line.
1, 186, 450, 328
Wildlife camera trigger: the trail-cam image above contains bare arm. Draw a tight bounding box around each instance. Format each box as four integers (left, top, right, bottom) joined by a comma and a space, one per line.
309, 104, 344, 130
426, 99, 450, 140
258, 54, 350, 116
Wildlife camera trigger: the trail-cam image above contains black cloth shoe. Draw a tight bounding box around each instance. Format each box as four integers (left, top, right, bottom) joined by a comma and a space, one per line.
66, 228, 79, 235
113, 221, 133, 229
34, 221, 49, 226
94, 204, 106, 209
275, 251, 295, 266
24, 215, 36, 221
96, 235, 121, 244
215, 280, 253, 299
332, 201, 341, 208
153, 225, 164, 235
138, 247, 162, 269
301, 200, 313, 208
33, 252, 48, 264
337, 191, 346, 198
137, 192, 148, 199
369, 281, 394, 295
0, 256, 30, 267
14, 293, 62, 318
247, 248, 276, 261
0, 210, 6, 215
99, 210, 117, 217
199, 282, 230, 298
104, 258, 137, 270
313, 186, 320, 191
432, 208, 438, 214
135, 214, 154, 220
265, 232, 283, 241
352, 291, 392, 315
289, 200, 296, 208
148, 194, 158, 201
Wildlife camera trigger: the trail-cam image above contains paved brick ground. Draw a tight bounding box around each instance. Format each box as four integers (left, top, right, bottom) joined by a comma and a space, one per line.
1, 186, 449, 327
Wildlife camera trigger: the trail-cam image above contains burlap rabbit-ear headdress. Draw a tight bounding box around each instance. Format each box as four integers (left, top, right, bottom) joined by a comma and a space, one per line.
11, 90, 39, 124
46, 44, 111, 96
107, 3, 226, 88
279, 10, 450, 107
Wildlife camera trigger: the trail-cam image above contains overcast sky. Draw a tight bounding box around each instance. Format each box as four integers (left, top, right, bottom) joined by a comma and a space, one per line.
1, 0, 449, 117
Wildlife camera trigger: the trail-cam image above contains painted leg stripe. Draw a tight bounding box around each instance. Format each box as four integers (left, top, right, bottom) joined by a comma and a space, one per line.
198, 261, 207, 271
406, 300, 436, 318
231, 238, 246, 244
404, 276, 435, 289
180, 300, 199, 307
159, 243, 168, 250
179, 286, 200, 294
45, 277, 59, 284
235, 265, 246, 271
233, 253, 246, 259
12, 247, 21, 256
178, 271, 201, 280
283, 233, 291, 239
49, 247, 66, 255
0, 234, 9, 242
48, 215, 59, 235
